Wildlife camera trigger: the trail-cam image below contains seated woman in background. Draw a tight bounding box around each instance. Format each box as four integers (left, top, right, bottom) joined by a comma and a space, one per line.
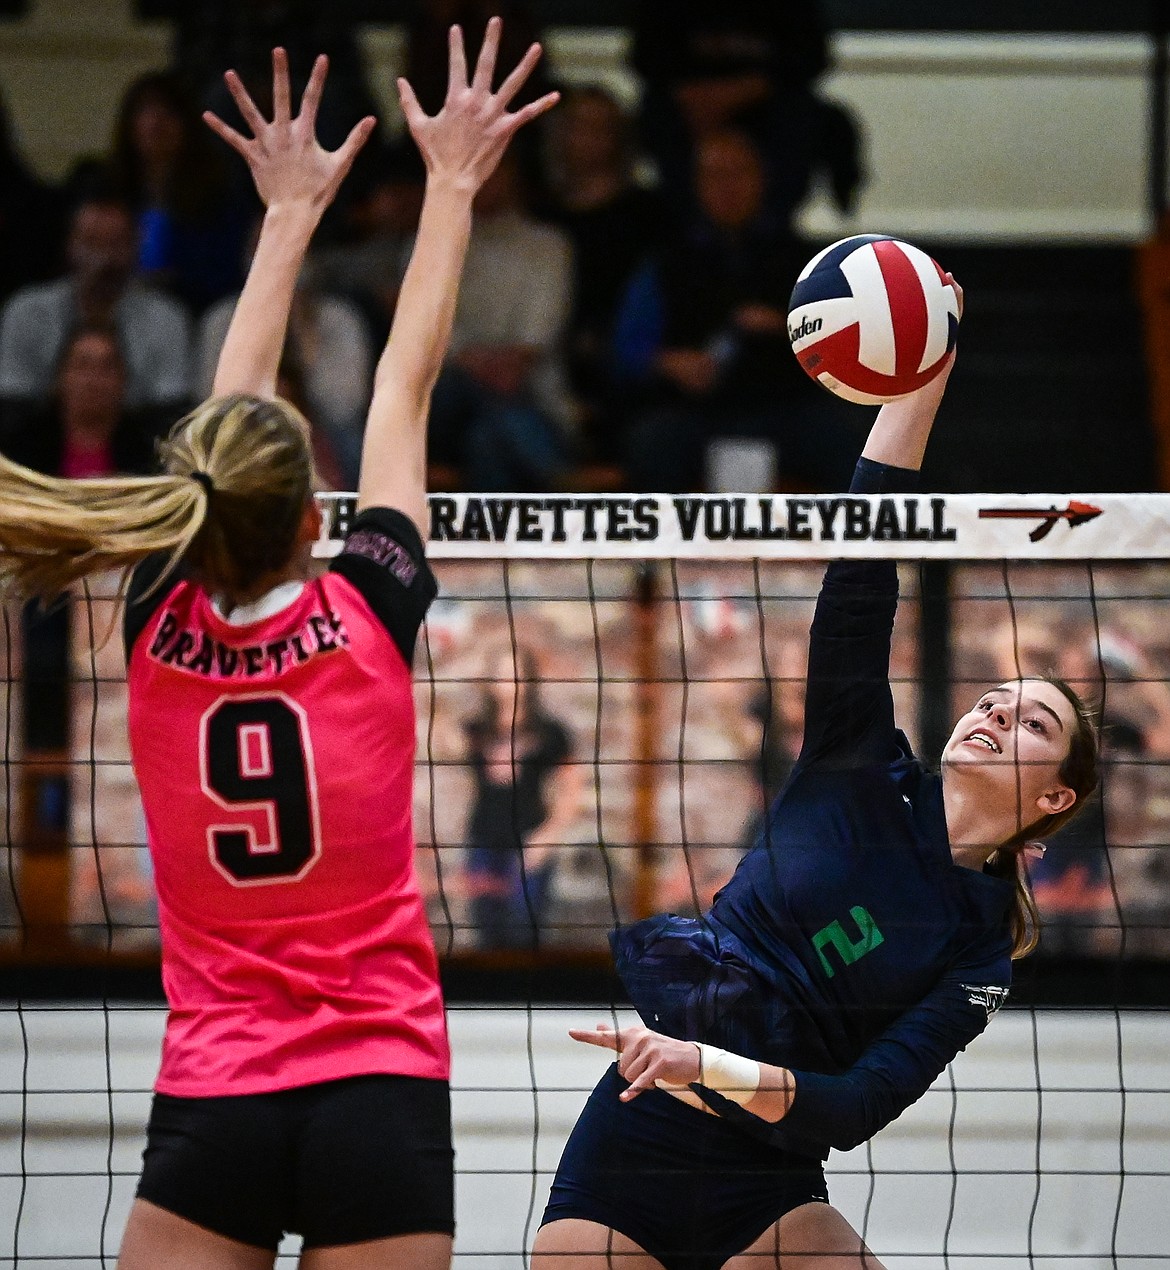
109, 70, 254, 313
541, 85, 667, 464
0, 323, 165, 848
0, 323, 164, 478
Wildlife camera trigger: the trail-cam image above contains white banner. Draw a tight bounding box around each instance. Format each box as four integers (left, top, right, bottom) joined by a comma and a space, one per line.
312, 492, 1170, 561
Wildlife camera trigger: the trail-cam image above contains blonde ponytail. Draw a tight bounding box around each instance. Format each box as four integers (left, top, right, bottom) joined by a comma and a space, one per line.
0, 393, 316, 605
0, 458, 208, 604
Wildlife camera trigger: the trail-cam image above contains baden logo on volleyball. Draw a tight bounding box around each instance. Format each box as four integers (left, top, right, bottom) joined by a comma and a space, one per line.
787, 315, 823, 341
788, 233, 960, 405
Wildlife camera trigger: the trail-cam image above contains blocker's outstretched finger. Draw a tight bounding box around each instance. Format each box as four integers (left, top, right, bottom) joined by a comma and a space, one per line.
272, 46, 292, 122
504, 90, 560, 134
331, 116, 378, 187
495, 41, 543, 110
945, 272, 965, 319
298, 53, 329, 130
202, 110, 251, 160
471, 14, 502, 93
446, 22, 469, 99
397, 77, 428, 139
222, 69, 268, 138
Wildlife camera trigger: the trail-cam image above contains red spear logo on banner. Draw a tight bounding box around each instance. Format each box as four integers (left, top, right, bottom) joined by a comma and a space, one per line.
977, 501, 1104, 542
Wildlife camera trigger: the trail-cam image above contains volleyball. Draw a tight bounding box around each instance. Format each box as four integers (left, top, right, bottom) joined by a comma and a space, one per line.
787, 234, 960, 404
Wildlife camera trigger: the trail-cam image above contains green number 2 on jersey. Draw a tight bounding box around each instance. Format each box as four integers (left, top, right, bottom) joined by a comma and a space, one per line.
812, 906, 885, 978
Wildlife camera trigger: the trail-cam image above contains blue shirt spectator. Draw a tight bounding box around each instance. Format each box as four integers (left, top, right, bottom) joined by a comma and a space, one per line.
109, 72, 254, 313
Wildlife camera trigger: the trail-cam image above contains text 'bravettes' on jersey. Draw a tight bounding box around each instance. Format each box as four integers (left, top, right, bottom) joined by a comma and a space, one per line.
124, 507, 445, 1097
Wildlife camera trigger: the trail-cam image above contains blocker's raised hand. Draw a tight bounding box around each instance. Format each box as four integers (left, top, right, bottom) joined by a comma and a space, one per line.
398, 16, 559, 194
204, 48, 376, 213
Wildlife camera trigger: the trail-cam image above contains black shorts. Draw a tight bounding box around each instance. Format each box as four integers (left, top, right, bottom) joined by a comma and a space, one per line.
137, 1073, 454, 1251
542, 1064, 828, 1270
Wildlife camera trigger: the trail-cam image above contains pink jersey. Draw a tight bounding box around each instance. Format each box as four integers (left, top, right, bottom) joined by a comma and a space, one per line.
125, 509, 447, 1096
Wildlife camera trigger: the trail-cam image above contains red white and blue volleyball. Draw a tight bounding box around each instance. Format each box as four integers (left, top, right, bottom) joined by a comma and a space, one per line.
788, 234, 960, 404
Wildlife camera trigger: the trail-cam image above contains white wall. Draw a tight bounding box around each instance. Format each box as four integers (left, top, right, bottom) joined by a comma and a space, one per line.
0, 1, 1156, 243
0, 1004, 1164, 1269
0, 0, 171, 181
802, 34, 1154, 244
541, 31, 1157, 245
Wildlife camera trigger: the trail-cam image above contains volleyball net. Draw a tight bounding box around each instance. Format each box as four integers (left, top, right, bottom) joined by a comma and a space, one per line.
0, 489, 1167, 1266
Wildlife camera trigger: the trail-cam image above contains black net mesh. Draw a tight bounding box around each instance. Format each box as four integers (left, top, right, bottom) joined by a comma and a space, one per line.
0, 505, 1167, 1264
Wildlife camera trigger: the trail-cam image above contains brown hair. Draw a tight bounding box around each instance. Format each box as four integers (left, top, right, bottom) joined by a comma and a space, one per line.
549, 84, 637, 190
0, 394, 316, 606
110, 71, 228, 222
984, 675, 1100, 958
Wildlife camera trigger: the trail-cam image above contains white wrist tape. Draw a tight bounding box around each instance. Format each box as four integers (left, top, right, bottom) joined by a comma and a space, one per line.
691, 1043, 761, 1108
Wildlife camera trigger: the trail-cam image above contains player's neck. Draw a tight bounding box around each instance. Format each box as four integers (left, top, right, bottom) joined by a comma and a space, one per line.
216, 556, 310, 620
941, 772, 1014, 871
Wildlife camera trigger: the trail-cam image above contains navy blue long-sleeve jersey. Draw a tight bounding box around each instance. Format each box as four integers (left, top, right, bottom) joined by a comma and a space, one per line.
611, 458, 1014, 1161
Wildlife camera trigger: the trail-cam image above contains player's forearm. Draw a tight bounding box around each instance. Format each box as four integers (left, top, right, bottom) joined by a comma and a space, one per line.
743, 1061, 796, 1122
373, 177, 474, 417
860, 356, 954, 472
212, 203, 320, 399
683, 1046, 795, 1124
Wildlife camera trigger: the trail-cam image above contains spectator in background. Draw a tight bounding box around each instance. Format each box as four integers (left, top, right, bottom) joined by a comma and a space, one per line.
197, 227, 372, 490
0, 324, 164, 477
172, 0, 380, 156
0, 324, 165, 761
463, 646, 581, 951
0, 86, 66, 306
614, 128, 861, 492
987, 618, 1170, 959
1062, 627, 1170, 760
312, 137, 427, 347
0, 193, 191, 417
543, 85, 667, 464
429, 149, 573, 491
1101, 721, 1170, 959
1028, 765, 1118, 961
273, 355, 347, 493
632, 0, 864, 227
109, 71, 254, 313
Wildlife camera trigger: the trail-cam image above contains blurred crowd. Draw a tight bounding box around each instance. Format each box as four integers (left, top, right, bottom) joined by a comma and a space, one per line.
0, 0, 866, 501
3, 4, 1168, 971
953, 584, 1170, 963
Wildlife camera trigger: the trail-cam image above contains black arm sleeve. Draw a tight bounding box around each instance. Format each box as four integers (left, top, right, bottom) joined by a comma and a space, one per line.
692, 939, 1011, 1157
328, 506, 438, 666
796, 458, 919, 770
769, 946, 1011, 1155
123, 554, 186, 663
